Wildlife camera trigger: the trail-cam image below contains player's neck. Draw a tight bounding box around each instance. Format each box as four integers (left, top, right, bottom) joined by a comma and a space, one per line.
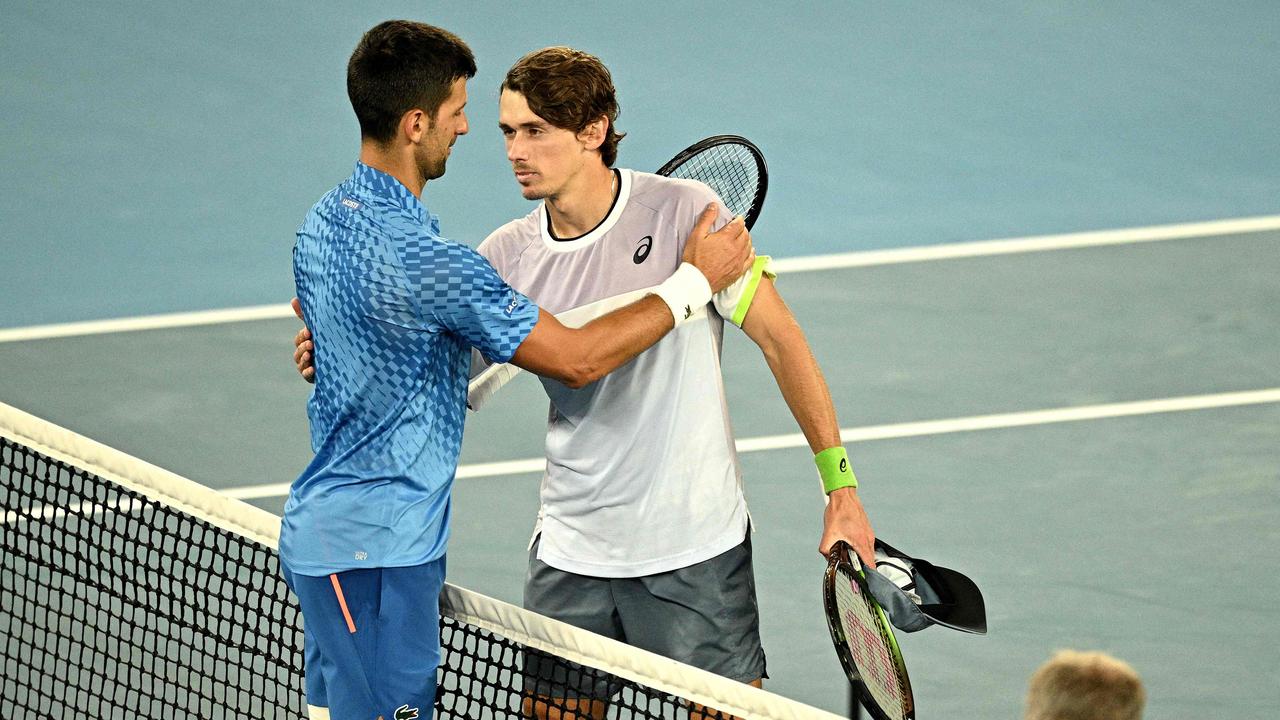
545, 164, 618, 239
359, 141, 427, 198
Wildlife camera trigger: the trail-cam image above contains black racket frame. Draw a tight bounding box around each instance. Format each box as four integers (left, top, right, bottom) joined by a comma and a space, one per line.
655, 135, 768, 230
823, 540, 916, 720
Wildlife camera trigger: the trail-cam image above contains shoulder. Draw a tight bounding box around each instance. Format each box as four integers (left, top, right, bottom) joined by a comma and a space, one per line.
627, 170, 720, 214
477, 206, 540, 268
297, 185, 396, 258
300, 179, 410, 240
422, 237, 492, 272
299, 184, 351, 228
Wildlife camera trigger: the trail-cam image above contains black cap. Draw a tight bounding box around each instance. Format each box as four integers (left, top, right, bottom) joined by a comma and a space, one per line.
862, 538, 987, 635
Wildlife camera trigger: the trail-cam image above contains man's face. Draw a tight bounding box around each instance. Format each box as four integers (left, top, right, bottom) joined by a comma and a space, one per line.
498, 89, 589, 201
417, 77, 470, 181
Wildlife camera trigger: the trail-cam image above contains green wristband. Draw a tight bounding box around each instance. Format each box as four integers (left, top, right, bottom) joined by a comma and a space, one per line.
815, 447, 857, 494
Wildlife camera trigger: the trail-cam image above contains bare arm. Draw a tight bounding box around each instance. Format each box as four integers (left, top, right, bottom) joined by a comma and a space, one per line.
293, 204, 753, 388
508, 296, 672, 388
739, 277, 876, 567
510, 205, 753, 388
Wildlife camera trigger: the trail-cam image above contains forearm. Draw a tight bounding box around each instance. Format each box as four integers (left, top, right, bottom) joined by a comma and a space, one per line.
758, 321, 842, 453
766, 320, 873, 560
561, 295, 675, 386
741, 280, 873, 560
512, 259, 727, 388
740, 279, 842, 452
509, 297, 674, 389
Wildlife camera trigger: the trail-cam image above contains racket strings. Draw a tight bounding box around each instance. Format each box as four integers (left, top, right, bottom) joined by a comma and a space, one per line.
665, 145, 762, 221
835, 568, 907, 720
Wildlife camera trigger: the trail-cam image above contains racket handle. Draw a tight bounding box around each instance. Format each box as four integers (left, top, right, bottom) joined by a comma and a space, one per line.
467, 362, 523, 411
849, 686, 862, 719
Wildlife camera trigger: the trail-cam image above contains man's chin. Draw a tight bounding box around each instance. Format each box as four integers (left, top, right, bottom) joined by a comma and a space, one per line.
519, 185, 546, 200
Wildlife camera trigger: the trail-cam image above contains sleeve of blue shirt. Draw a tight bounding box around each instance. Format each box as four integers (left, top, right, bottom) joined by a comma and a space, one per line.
415, 243, 540, 364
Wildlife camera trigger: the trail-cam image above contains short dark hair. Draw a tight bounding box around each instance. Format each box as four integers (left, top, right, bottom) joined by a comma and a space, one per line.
502, 47, 626, 166
347, 20, 476, 144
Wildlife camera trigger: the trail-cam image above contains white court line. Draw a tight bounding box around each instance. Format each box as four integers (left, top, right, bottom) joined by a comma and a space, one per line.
769, 214, 1280, 273
221, 387, 1280, 500
2, 497, 146, 527
3, 214, 1278, 344
0, 304, 292, 344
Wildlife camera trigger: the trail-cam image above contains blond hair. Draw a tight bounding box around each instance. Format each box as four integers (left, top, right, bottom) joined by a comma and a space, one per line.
1025, 650, 1145, 720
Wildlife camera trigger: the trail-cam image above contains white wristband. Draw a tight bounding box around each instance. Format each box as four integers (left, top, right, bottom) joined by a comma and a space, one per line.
652, 263, 712, 326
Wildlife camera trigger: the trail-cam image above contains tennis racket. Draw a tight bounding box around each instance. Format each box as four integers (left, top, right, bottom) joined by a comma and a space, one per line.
468, 135, 769, 411
824, 541, 915, 720
654, 134, 768, 229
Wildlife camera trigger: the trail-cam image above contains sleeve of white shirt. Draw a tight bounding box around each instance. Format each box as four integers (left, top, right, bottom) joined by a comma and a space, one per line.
675, 177, 775, 327
712, 255, 776, 327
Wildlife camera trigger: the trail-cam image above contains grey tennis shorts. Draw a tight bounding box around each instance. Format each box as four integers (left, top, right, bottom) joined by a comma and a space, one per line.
523, 532, 767, 698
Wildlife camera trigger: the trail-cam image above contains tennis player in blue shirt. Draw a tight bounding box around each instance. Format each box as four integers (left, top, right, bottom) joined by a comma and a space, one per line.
280, 21, 753, 720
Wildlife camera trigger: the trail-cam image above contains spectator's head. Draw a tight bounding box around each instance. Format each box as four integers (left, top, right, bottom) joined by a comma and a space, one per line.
1025, 650, 1145, 720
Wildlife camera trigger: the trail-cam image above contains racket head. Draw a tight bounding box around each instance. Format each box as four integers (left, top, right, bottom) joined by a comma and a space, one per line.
823, 541, 915, 720
655, 135, 768, 229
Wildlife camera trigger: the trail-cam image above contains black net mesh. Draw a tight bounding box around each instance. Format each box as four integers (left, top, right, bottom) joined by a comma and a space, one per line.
436, 616, 737, 719
1, 437, 305, 719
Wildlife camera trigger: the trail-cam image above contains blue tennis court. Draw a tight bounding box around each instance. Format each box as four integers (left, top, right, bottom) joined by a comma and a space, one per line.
3, 3, 1278, 718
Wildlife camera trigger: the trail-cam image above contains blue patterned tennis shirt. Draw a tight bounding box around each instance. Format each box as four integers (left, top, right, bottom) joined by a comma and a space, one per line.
281, 162, 539, 576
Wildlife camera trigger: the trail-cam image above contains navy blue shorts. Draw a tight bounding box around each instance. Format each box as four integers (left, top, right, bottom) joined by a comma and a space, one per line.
283, 559, 445, 720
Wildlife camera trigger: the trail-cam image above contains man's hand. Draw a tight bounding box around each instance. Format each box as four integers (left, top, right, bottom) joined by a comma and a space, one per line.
820, 487, 876, 570
682, 204, 754, 293
291, 297, 316, 384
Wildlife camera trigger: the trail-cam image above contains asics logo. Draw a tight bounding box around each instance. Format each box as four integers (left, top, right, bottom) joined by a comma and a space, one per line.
633, 235, 653, 264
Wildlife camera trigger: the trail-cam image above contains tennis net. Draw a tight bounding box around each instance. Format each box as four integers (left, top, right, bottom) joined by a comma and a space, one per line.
0, 401, 842, 720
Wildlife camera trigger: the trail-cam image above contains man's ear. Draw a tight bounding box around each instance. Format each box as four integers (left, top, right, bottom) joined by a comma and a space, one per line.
401, 108, 429, 144
578, 115, 608, 152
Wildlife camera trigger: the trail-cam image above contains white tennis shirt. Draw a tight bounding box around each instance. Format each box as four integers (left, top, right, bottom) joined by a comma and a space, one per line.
477, 169, 772, 577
